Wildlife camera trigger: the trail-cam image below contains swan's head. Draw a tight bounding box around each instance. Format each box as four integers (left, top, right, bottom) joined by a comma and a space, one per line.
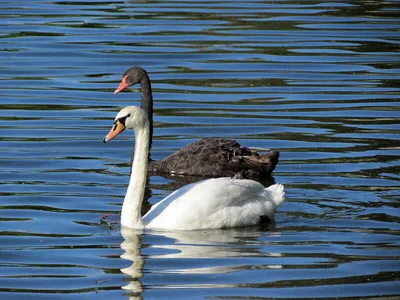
103, 106, 148, 143
114, 66, 148, 95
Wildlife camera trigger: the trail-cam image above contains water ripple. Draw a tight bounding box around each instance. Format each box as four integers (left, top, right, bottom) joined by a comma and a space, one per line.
0, 0, 399, 299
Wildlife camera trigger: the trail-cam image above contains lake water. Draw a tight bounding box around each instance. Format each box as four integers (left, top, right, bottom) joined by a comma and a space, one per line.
1, 0, 399, 299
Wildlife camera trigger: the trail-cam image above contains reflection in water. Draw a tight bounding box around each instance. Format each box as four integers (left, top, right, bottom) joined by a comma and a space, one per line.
120, 228, 145, 297
120, 226, 282, 296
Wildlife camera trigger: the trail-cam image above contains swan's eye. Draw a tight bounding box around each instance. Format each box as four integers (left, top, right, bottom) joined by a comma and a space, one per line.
115, 114, 130, 127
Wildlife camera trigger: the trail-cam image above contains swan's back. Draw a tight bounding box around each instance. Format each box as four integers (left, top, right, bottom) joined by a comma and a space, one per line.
148, 137, 279, 178
143, 178, 285, 230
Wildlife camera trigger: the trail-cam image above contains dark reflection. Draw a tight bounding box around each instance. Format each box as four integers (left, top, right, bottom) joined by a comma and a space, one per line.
141, 185, 152, 217
358, 213, 399, 224
148, 171, 277, 190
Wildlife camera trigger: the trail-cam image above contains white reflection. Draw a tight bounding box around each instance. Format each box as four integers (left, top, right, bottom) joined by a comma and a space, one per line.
120, 227, 145, 297
120, 227, 282, 296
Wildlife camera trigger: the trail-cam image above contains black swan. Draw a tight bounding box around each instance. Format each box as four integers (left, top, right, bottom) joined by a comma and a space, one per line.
114, 66, 280, 179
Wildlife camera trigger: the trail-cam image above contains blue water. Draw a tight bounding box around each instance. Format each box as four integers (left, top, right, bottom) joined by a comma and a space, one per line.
0, 0, 399, 299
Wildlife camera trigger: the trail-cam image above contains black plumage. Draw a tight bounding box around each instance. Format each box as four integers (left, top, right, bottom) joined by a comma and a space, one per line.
115, 66, 280, 179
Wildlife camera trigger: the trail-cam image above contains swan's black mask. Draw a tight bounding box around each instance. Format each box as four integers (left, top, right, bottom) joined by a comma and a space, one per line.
103, 114, 130, 143
114, 114, 129, 128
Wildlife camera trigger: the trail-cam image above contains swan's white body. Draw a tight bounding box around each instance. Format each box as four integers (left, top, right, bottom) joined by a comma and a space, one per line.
143, 178, 284, 230
104, 106, 285, 231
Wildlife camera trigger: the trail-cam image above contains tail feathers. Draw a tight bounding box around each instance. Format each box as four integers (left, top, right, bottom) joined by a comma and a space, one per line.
265, 183, 285, 206
259, 151, 280, 173
240, 151, 280, 174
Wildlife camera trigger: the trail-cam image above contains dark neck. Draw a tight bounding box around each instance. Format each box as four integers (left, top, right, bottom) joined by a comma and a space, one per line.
139, 75, 153, 149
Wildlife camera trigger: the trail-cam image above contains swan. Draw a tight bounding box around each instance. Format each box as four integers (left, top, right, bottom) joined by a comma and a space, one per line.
103, 106, 285, 230
114, 66, 280, 179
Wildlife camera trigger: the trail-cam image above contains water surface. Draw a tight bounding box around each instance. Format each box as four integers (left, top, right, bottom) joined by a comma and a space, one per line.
0, 0, 399, 299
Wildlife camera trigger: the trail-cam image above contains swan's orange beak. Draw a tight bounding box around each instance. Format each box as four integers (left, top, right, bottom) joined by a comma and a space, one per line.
103, 120, 125, 143
114, 75, 128, 95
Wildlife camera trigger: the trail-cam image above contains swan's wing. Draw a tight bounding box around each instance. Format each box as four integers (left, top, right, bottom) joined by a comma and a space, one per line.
142, 180, 206, 224
142, 178, 266, 229
151, 138, 237, 176
151, 138, 279, 178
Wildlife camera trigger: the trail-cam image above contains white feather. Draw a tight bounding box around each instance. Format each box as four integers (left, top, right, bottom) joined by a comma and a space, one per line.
143, 178, 285, 230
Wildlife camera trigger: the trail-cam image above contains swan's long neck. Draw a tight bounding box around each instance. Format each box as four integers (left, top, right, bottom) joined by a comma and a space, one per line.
121, 117, 150, 229
139, 75, 153, 148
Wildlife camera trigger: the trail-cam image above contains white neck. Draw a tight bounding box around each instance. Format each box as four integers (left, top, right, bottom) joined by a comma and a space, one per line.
121, 117, 149, 229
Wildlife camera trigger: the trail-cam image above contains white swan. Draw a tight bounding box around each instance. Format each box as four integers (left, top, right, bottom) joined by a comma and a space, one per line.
104, 106, 285, 230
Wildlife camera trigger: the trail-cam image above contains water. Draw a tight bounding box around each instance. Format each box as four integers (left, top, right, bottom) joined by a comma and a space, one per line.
1, 0, 399, 299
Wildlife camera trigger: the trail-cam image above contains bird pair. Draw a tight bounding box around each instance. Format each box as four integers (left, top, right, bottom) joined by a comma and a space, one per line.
103, 67, 284, 231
